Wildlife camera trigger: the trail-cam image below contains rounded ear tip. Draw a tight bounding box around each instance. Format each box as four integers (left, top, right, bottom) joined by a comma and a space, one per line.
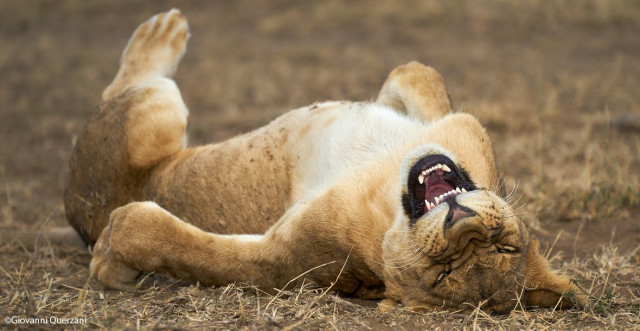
575, 293, 588, 308
568, 281, 589, 309
555, 279, 590, 309
565, 278, 592, 309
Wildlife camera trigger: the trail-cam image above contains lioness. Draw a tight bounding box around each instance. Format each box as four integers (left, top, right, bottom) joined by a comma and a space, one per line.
64, 9, 585, 313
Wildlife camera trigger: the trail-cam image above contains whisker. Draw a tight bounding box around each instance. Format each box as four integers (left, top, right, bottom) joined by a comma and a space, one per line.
374, 246, 423, 270
371, 236, 425, 268
503, 181, 521, 204
391, 247, 427, 276
382, 239, 423, 262
493, 177, 506, 196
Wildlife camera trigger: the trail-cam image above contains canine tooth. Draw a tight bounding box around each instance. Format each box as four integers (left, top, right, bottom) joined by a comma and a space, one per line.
462, 188, 467, 193
418, 175, 424, 184
435, 196, 440, 204
425, 200, 430, 210
456, 187, 462, 193
442, 164, 451, 172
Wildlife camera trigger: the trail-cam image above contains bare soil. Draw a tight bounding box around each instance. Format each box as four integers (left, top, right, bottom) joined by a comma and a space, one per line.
1, 1, 639, 329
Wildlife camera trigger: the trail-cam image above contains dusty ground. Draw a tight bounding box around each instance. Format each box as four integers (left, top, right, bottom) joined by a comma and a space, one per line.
1, 0, 639, 329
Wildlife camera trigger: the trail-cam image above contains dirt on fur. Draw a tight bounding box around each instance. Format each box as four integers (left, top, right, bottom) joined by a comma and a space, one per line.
1, 1, 639, 329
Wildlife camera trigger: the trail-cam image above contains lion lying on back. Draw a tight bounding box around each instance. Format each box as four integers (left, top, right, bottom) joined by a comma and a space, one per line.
64, 9, 585, 313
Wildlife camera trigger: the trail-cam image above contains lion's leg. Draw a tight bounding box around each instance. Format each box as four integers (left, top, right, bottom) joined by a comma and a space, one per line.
103, 9, 190, 168
65, 10, 190, 244
108, 9, 191, 168
90, 202, 311, 291
90, 201, 376, 295
102, 9, 189, 101
376, 61, 452, 122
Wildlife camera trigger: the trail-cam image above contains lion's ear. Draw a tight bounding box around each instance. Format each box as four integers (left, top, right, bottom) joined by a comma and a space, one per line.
523, 238, 587, 309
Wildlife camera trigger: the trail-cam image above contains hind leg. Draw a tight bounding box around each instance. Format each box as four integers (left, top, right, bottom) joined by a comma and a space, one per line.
377, 61, 452, 122
102, 8, 191, 168
65, 10, 191, 244
102, 8, 190, 101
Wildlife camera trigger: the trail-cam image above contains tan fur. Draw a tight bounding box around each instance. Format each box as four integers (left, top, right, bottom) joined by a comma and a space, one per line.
65, 10, 586, 313
125, 79, 188, 168
377, 61, 452, 122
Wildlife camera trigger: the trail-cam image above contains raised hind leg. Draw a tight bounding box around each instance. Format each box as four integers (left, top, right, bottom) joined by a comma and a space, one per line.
64, 9, 191, 244
102, 8, 190, 101
101, 9, 190, 168
377, 61, 452, 122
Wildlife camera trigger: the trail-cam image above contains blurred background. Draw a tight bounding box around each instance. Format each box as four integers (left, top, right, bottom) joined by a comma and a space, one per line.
0, 1, 638, 328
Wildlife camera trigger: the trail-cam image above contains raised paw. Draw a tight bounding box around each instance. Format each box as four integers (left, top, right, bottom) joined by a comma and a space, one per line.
103, 9, 190, 100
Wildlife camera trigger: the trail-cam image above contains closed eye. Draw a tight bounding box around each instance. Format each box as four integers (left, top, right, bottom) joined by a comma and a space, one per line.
496, 245, 519, 254
434, 269, 451, 286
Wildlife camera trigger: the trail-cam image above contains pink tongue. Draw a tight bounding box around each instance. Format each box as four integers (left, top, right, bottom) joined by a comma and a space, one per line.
424, 170, 454, 204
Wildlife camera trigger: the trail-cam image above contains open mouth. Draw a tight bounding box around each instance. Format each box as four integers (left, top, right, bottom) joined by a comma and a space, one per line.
406, 154, 476, 223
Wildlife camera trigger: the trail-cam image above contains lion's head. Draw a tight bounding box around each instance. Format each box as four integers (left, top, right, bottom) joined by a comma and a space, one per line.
382, 145, 586, 313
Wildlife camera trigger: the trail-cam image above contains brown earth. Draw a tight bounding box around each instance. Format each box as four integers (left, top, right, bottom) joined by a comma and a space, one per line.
1, 1, 639, 329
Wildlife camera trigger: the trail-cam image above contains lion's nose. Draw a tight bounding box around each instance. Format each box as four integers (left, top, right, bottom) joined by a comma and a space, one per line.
445, 201, 476, 228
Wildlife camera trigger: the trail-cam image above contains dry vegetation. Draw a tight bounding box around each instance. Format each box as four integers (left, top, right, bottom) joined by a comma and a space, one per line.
1, 0, 639, 329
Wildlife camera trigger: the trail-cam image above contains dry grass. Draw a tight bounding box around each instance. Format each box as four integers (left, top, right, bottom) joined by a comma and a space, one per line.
1, 0, 639, 329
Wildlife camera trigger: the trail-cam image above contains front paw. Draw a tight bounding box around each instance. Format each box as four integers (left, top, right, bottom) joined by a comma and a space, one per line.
90, 201, 172, 290
89, 208, 144, 291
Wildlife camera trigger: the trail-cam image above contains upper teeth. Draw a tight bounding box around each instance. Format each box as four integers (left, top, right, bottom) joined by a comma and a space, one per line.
425, 187, 467, 211
419, 163, 451, 180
